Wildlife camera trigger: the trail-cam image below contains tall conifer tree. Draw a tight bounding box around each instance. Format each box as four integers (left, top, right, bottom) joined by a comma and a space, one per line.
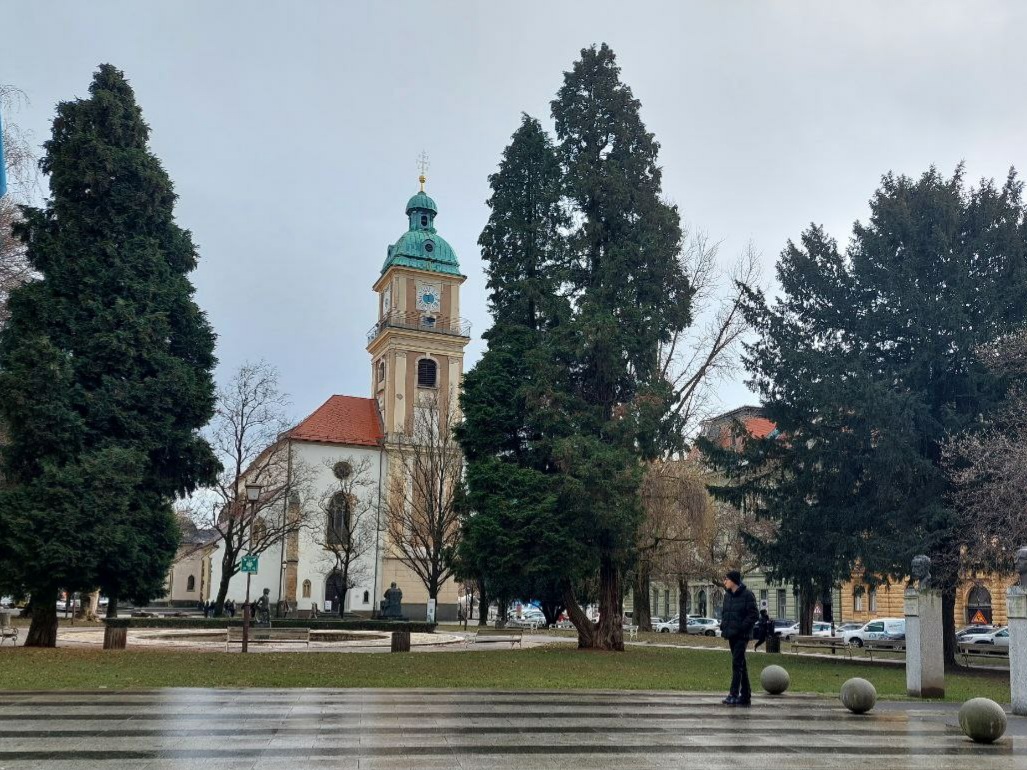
704, 167, 1027, 655
0, 65, 218, 645
549, 44, 692, 649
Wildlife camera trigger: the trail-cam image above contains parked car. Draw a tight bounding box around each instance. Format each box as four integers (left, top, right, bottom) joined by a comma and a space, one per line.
836, 622, 863, 634
843, 618, 905, 647
962, 627, 1009, 647
686, 617, 720, 636
777, 621, 833, 641
655, 616, 679, 633
956, 624, 995, 639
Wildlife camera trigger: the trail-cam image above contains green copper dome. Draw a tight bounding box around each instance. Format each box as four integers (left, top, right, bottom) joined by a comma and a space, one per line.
405, 191, 438, 215
382, 187, 462, 277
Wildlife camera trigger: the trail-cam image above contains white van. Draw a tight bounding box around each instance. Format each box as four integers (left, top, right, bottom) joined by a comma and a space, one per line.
843, 618, 904, 647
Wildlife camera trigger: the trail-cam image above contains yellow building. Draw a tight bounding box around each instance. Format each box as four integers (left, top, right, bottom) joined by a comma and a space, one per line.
841, 572, 1015, 627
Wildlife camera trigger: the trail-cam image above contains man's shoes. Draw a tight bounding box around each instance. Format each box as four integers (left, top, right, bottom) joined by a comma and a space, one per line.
721, 695, 738, 705
734, 697, 752, 707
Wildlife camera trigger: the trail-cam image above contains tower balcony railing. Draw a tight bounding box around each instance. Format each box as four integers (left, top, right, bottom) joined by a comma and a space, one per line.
366, 310, 471, 345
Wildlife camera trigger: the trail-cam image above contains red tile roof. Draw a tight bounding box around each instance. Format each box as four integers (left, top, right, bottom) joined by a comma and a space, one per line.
744, 417, 777, 440
286, 395, 384, 447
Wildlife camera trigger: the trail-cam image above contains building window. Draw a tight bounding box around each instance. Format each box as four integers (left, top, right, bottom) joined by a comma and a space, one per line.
759, 588, 768, 609
363, 590, 370, 604
186, 575, 195, 592
777, 589, 787, 619
868, 587, 878, 613
327, 492, 351, 546
420, 214, 428, 227
853, 586, 865, 612
417, 358, 438, 388
302, 580, 311, 599
251, 519, 266, 543
663, 589, 670, 618
377, 360, 386, 385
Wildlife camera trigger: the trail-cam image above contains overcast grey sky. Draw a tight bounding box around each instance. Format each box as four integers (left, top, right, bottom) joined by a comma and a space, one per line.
4, 2, 1026, 423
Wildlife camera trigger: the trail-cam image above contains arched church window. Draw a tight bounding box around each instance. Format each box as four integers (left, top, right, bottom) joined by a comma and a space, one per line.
377, 360, 386, 385
187, 575, 195, 592
417, 358, 438, 388
302, 580, 311, 599
363, 590, 370, 604
327, 492, 351, 545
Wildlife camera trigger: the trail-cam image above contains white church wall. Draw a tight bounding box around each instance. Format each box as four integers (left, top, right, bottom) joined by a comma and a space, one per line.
208, 537, 285, 606
291, 440, 385, 615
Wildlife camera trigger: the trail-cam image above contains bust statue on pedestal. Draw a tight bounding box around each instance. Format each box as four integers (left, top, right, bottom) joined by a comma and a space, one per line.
1014, 547, 1027, 590
380, 582, 406, 620
911, 554, 932, 590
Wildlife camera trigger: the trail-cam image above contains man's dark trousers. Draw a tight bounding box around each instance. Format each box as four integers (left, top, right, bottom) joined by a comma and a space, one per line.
729, 637, 751, 699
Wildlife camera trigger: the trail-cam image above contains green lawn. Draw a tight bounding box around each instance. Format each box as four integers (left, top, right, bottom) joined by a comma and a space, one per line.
0, 645, 1010, 703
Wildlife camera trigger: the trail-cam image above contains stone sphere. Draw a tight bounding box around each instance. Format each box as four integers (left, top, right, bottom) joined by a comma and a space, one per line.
840, 677, 877, 714
958, 698, 1007, 744
760, 665, 790, 695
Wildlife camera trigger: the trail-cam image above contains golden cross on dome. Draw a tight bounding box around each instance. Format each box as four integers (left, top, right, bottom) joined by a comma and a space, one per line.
417, 150, 430, 191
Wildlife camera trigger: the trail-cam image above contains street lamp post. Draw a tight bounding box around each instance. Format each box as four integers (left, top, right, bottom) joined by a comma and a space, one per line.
241, 482, 262, 653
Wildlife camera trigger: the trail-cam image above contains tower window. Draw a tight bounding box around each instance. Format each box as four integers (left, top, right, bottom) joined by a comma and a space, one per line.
420, 214, 428, 227
377, 360, 386, 384
417, 358, 438, 388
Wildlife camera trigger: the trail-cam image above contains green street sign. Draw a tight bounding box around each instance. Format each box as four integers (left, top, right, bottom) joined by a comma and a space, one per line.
240, 555, 259, 574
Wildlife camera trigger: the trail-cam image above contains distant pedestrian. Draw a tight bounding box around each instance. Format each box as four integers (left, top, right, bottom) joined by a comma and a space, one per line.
720, 569, 758, 706
203, 601, 211, 618
753, 609, 774, 651
227, 600, 235, 618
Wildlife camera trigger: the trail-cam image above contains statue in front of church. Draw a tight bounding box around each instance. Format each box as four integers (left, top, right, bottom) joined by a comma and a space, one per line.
380, 582, 406, 620
254, 588, 272, 627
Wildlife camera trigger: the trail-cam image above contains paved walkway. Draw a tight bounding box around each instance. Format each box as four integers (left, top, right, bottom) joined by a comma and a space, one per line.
0, 688, 1024, 769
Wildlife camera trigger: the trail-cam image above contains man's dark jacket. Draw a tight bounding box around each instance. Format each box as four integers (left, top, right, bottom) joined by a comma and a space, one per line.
720, 582, 758, 641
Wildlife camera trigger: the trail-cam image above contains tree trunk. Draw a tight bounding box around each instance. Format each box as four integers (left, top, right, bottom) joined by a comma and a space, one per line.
942, 585, 958, 668
798, 585, 815, 635
214, 546, 237, 616
677, 577, 689, 634
539, 600, 564, 627
562, 580, 596, 647
633, 566, 652, 632
339, 564, 349, 620
478, 581, 489, 627
25, 588, 59, 647
568, 557, 624, 650
106, 595, 119, 619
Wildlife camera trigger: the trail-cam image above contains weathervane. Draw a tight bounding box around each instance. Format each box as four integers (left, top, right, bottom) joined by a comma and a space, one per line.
417, 150, 429, 192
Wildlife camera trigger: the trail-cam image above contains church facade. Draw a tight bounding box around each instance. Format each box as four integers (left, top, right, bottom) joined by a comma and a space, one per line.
205, 180, 469, 621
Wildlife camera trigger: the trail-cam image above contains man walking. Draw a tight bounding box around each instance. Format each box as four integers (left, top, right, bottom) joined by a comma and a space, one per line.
720, 569, 758, 706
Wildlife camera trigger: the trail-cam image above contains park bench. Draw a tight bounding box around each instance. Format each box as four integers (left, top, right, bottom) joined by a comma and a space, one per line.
790, 635, 852, 659
548, 620, 575, 632
471, 627, 524, 648
623, 624, 639, 641
225, 626, 310, 651
862, 639, 906, 661
0, 612, 18, 646
958, 642, 1009, 667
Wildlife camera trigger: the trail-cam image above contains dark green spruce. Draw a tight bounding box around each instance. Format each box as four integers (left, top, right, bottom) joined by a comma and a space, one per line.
455, 114, 575, 628
703, 167, 1027, 657
0, 65, 218, 646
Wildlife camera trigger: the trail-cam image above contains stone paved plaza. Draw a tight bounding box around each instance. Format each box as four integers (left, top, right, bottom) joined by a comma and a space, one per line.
0, 688, 1024, 769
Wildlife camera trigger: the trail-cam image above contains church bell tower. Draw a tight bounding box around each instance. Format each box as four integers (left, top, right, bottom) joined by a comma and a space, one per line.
365, 173, 469, 437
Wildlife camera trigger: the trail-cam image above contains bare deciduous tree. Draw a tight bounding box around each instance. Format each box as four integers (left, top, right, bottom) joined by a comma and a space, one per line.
308, 456, 381, 618
1, 85, 38, 328
945, 330, 1027, 575
660, 237, 762, 434
195, 361, 310, 615
382, 387, 462, 605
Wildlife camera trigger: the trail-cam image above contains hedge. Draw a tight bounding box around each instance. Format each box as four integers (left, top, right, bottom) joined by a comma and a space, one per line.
102, 617, 437, 633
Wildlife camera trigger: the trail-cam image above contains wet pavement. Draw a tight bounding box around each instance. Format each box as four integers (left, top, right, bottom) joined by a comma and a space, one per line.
0, 688, 1024, 768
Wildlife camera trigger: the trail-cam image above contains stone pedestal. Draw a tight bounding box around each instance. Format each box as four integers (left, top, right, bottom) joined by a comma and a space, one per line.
1007, 587, 1027, 715
391, 630, 411, 653
905, 587, 944, 698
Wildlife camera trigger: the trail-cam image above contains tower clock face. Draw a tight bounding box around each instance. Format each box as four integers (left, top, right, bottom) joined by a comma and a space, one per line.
416, 282, 441, 312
